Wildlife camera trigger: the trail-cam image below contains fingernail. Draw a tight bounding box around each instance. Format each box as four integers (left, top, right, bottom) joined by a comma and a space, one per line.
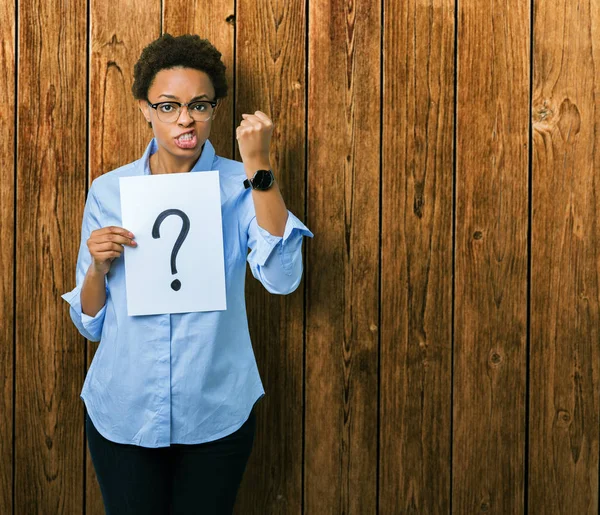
129, 232, 134, 237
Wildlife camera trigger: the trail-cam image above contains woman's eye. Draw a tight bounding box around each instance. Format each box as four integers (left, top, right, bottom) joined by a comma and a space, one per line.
159, 104, 176, 113
191, 103, 207, 112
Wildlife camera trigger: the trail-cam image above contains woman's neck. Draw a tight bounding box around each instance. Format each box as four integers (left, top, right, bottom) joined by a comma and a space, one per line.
149, 144, 204, 175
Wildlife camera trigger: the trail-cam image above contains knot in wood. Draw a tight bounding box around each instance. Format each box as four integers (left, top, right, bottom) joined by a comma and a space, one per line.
533, 98, 555, 124
557, 98, 581, 142
489, 350, 502, 366
556, 409, 571, 426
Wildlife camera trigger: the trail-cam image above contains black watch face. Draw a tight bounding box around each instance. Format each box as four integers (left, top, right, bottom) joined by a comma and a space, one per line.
253, 170, 274, 190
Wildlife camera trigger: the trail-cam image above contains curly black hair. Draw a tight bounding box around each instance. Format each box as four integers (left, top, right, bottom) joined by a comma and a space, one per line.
132, 33, 228, 101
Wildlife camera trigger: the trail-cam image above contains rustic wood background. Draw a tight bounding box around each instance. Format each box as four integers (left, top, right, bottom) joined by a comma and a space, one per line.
1, 0, 599, 513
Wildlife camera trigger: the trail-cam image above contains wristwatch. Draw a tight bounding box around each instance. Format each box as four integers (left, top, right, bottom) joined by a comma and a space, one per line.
243, 169, 275, 191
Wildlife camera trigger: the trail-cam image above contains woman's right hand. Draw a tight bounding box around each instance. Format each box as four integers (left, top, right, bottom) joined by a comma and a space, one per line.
87, 226, 137, 276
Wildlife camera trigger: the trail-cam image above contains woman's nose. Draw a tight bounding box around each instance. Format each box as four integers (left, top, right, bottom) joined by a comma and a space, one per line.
178, 106, 194, 125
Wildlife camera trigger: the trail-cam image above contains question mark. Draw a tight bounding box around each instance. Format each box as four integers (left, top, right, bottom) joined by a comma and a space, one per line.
152, 209, 190, 291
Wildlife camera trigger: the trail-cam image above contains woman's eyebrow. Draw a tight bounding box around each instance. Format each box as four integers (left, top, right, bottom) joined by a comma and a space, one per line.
158, 94, 210, 100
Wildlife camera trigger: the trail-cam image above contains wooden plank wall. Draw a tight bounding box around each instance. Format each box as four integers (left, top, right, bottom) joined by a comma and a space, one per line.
1, 0, 599, 513
530, 0, 600, 512
305, 0, 380, 512
381, 0, 454, 512
0, 0, 15, 514
453, 0, 529, 512
16, 0, 87, 514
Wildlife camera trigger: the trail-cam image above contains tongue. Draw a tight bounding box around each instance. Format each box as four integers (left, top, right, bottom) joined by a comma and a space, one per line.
174, 133, 197, 149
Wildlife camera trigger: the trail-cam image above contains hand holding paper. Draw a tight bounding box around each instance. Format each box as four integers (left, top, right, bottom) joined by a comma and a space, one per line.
88, 226, 138, 276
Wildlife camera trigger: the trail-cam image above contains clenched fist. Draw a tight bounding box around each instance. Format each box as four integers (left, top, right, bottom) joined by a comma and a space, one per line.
235, 110, 273, 166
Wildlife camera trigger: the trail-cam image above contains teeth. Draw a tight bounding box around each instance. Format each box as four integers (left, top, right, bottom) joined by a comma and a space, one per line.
178, 133, 194, 141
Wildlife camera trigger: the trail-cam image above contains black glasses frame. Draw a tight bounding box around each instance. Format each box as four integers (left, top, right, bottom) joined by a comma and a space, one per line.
146, 99, 219, 121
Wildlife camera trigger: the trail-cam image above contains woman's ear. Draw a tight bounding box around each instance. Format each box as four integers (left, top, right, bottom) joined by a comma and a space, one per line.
138, 100, 152, 128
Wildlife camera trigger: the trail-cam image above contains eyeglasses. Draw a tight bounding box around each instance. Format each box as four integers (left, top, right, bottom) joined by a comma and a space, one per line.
147, 99, 218, 123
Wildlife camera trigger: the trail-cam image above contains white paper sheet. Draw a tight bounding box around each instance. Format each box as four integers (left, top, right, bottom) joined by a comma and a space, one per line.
119, 171, 226, 316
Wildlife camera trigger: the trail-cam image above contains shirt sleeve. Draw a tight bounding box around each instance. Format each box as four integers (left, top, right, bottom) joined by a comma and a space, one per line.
61, 182, 108, 342
246, 208, 314, 295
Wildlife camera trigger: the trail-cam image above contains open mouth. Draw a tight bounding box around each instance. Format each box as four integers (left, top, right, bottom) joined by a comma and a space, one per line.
174, 131, 197, 149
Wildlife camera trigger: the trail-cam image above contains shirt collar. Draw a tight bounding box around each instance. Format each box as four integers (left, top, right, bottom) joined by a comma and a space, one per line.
139, 138, 216, 175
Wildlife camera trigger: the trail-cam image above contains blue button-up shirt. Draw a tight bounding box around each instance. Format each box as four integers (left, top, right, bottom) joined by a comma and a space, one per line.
62, 138, 313, 448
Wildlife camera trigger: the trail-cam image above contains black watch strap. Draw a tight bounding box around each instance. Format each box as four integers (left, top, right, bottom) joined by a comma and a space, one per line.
243, 169, 274, 190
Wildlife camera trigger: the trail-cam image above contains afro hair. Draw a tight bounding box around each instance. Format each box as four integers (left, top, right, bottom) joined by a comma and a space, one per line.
132, 33, 228, 101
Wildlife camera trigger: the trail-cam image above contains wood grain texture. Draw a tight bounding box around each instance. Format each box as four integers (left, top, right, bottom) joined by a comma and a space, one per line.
0, 0, 15, 513
453, 1, 530, 513
9, 0, 600, 512
16, 0, 87, 513
233, 0, 307, 512
86, 2, 161, 513
163, 0, 235, 160
529, 0, 600, 512
305, 0, 380, 512
380, 0, 455, 512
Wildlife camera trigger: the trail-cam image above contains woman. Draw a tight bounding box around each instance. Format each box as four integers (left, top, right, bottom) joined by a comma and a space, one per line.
62, 33, 313, 515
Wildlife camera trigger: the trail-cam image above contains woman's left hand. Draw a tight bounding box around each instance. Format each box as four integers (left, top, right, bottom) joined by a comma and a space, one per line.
236, 110, 274, 166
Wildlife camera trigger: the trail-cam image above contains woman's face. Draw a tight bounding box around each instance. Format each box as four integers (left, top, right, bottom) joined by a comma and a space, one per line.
139, 67, 219, 162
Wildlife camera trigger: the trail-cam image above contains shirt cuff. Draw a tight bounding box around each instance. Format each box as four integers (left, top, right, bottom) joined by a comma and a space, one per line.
61, 281, 107, 340
254, 210, 314, 267
81, 303, 107, 328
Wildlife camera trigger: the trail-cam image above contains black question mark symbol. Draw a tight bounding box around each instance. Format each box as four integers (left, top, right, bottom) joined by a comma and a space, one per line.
152, 209, 190, 291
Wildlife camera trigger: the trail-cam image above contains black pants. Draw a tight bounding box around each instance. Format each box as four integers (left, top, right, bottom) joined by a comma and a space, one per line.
85, 406, 256, 515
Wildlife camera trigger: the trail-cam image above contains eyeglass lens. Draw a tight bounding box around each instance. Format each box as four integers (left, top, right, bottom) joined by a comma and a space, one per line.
155, 101, 214, 122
